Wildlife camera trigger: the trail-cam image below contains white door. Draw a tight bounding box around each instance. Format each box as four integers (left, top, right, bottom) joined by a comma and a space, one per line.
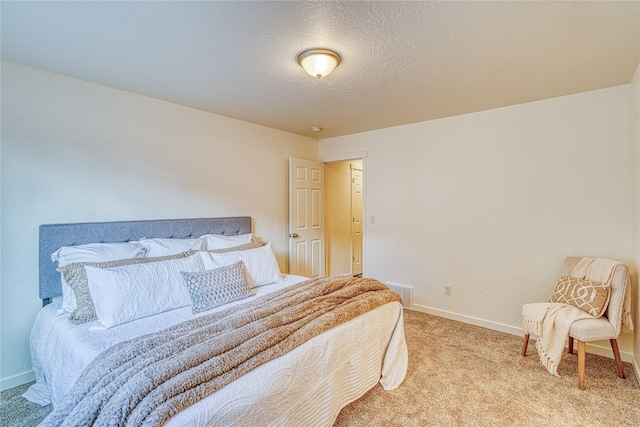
351, 166, 363, 276
289, 158, 325, 277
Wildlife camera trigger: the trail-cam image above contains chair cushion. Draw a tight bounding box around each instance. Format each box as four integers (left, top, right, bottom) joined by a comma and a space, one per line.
549, 276, 610, 317
569, 317, 616, 342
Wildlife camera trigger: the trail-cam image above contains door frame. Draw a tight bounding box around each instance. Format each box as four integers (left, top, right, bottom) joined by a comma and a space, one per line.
350, 163, 363, 276
319, 151, 368, 276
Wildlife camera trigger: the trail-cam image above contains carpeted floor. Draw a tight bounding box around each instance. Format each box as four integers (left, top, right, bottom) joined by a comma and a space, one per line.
334, 309, 640, 426
0, 382, 50, 427
2, 309, 638, 426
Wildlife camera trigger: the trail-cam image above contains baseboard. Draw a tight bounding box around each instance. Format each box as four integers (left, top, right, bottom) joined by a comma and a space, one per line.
0, 370, 34, 392
413, 304, 523, 337
412, 304, 634, 363
582, 341, 634, 363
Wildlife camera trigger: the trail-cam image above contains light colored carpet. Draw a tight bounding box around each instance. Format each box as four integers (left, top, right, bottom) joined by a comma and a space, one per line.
0, 382, 50, 427
334, 309, 640, 426
2, 309, 638, 426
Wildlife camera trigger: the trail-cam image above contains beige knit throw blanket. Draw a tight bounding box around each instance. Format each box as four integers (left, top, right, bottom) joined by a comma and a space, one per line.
523, 257, 634, 377
41, 276, 401, 427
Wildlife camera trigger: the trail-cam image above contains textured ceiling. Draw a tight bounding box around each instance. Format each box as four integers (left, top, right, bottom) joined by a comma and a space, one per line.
2, 1, 639, 139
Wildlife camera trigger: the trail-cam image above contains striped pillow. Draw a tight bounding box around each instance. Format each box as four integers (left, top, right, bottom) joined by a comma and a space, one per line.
59, 251, 191, 324
549, 276, 610, 317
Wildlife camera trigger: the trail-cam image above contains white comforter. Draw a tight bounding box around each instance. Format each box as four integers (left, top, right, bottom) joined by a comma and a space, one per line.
25, 274, 408, 426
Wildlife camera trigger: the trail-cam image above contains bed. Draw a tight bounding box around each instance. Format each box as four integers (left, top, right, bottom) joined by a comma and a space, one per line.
24, 216, 408, 426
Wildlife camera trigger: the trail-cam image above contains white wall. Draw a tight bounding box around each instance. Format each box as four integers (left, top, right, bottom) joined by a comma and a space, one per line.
631, 61, 640, 376
319, 86, 634, 358
1, 60, 635, 390
0, 61, 317, 390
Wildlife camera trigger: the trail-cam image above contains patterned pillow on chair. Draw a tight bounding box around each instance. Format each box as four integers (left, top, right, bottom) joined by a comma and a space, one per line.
549, 276, 610, 317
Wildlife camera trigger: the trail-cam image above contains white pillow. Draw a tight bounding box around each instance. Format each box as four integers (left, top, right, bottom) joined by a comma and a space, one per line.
198, 242, 283, 287
52, 241, 147, 266
201, 233, 253, 250
139, 237, 207, 257
85, 255, 204, 328
60, 281, 78, 313
51, 241, 147, 312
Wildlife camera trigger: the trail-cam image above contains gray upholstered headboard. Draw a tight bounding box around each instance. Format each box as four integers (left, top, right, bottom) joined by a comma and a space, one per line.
39, 216, 252, 305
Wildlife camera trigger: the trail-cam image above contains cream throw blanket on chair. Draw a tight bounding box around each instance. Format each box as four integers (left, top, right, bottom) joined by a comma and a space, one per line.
522, 303, 592, 376
522, 257, 633, 377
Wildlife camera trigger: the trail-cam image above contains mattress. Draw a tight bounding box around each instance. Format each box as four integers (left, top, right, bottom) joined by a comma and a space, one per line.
25, 274, 408, 426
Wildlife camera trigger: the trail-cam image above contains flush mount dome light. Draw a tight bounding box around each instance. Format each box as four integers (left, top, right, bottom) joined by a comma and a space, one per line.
296, 48, 342, 78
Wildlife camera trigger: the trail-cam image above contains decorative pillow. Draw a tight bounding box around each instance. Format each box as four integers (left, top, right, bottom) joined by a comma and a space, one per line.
181, 261, 254, 314
139, 237, 207, 257
85, 255, 204, 328
201, 233, 253, 250
198, 242, 283, 287
59, 251, 191, 324
549, 276, 611, 317
191, 241, 266, 255
51, 241, 147, 312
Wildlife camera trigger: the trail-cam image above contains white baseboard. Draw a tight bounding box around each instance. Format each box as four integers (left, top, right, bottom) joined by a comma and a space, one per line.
413, 304, 523, 336
412, 304, 634, 364
0, 370, 34, 392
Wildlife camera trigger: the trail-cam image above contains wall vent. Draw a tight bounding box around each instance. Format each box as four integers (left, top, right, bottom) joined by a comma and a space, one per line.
386, 282, 413, 309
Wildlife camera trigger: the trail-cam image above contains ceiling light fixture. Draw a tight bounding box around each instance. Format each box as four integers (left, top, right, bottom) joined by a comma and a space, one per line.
296, 48, 342, 78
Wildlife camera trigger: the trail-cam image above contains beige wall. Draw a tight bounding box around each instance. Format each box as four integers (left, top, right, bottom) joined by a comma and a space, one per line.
0, 61, 317, 389
632, 61, 640, 377
2, 59, 637, 389
326, 159, 363, 276
319, 85, 634, 360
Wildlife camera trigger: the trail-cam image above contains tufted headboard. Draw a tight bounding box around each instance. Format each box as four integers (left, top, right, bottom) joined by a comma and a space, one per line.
39, 216, 252, 305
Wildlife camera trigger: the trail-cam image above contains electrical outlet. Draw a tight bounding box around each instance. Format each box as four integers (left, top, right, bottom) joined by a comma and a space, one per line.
444, 284, 452, 296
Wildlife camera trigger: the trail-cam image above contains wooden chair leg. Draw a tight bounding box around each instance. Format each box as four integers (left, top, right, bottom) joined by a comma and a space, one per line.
568, 336, 574, 354
578, 340, 586, 390
521, 334, 530, 356
610, 339, 626, 379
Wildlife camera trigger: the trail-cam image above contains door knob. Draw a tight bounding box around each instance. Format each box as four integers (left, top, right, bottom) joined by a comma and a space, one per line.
291, 233, 299, 238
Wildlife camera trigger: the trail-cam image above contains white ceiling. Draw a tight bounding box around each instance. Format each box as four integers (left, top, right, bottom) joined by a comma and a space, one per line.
2, 1, 639, 139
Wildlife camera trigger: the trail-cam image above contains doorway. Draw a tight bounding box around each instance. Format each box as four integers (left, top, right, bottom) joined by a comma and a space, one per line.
325, 159, 364, 276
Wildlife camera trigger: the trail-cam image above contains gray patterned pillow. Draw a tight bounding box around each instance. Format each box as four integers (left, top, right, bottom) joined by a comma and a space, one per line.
58, 251, 191, 324
180, 261, 254, 314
